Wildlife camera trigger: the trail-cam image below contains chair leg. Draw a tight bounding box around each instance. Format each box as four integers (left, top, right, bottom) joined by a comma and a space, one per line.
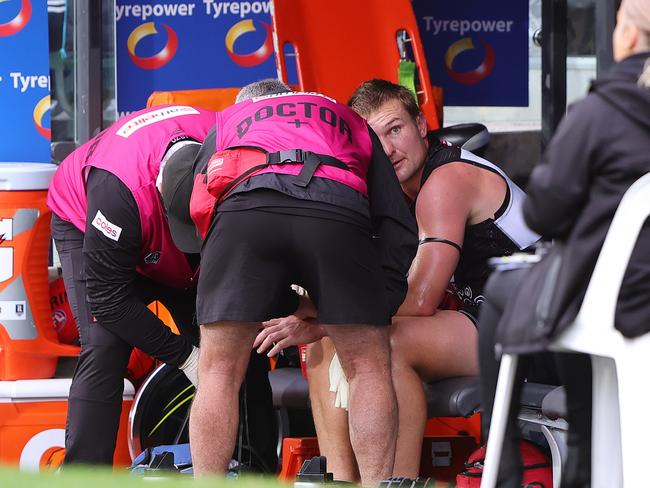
540, 425, 565, 488
480, 354, 519, 488
616, 357, 650, 487
590, 356, 622, 487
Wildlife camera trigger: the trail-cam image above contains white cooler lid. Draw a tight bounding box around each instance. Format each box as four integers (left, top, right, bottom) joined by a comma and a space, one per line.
0, 378, 135, 402
0, 163, 58, 190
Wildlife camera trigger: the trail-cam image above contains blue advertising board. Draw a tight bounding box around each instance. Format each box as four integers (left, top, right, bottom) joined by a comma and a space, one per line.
412, 0, 529, 107
0, 0, 51, 163
116, 0, 292, 115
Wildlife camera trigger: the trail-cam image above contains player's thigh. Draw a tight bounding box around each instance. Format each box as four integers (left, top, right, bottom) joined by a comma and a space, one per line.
391, 311, 479, 380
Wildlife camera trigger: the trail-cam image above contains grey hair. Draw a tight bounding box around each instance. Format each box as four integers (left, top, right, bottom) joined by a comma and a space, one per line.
236, 79, 292, 103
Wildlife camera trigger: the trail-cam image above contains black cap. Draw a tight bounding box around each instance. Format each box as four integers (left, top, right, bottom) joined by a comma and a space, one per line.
160, 142, 202, 254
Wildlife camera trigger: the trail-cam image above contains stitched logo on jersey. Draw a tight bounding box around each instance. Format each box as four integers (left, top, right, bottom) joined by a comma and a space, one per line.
144, 251, 161, 264
92, 210, 122, 241
116, 106, 200, 138
458, 285, 485, 309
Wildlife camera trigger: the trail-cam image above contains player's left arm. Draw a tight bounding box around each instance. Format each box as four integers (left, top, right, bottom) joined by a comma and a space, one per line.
397, 164, 476, 316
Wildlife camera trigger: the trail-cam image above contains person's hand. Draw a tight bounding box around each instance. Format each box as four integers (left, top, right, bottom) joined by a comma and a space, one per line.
293, 294, 317, 320
254, 315, 325, 357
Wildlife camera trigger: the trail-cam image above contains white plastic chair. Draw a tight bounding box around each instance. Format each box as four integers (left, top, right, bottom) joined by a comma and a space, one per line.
482, 172, 650, 488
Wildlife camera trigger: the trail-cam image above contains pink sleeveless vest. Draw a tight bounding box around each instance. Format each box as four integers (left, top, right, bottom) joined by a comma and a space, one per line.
216, 92, 373, 195
48, 105, 215, 287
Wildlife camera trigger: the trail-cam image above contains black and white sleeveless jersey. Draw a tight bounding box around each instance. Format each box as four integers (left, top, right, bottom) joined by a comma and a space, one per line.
418, 137, 540, 318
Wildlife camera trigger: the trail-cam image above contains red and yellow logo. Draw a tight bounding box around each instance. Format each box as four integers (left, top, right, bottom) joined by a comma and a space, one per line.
127, 22, 178, 70
225, 19, 273, 67
0, 0, 31, 37
33, 95, 51, 140
445, 37, 495, 85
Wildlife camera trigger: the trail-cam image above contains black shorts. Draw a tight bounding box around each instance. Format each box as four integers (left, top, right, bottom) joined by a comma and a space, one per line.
197, 207, 390, 326
454, 282, 484, 327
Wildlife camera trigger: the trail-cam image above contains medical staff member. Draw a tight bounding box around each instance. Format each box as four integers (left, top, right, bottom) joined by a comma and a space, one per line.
47, 105, 213, 465
171, 80, 417, 486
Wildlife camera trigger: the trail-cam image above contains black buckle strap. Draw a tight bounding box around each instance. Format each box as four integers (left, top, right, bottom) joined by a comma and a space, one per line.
293, 155, 320, 187
267, 149, 305, 165
266, 149, 351, 188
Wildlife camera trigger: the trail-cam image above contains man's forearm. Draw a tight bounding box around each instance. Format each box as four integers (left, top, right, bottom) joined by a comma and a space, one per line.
93, 299, 193, 366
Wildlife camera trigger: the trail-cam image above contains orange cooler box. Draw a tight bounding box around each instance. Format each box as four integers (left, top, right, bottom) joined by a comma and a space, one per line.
0, 378, 135, 469
0, 163, 79, 380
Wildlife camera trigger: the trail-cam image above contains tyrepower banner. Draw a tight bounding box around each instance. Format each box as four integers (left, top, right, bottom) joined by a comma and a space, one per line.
116, 0, 282, 115
0, 0, 51, 163
412, 0, 529, 107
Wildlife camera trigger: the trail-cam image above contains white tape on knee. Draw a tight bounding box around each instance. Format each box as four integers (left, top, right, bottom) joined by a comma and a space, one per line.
328, 352, 349, 410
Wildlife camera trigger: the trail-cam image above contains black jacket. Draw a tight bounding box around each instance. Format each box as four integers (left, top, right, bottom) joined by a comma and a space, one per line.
524, 52, 650, 338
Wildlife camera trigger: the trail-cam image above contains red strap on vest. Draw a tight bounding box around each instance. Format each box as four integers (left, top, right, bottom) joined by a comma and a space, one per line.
189, 172, 217, 239
190, 146, 352, 240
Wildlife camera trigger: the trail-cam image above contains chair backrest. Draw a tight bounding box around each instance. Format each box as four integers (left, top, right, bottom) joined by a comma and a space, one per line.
554, 172, 650, 351
270, 0, 442, 130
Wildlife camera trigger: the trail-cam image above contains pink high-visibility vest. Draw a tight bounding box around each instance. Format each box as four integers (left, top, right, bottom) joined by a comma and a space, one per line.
190, 92, 373, 238
48, 105, 215, 287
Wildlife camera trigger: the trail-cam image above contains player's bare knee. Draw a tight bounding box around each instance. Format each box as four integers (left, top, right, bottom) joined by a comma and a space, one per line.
341, 354, 391, 381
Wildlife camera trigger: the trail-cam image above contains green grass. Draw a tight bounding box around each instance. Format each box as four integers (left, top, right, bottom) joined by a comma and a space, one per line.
0, 467, 286, 488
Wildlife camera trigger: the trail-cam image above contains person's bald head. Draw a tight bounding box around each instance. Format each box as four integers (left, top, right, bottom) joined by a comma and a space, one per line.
614, 0, 650, 61
620, 0, 650, 33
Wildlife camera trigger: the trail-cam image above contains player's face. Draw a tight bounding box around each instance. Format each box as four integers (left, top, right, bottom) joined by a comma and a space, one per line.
366, 99, 428, 185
